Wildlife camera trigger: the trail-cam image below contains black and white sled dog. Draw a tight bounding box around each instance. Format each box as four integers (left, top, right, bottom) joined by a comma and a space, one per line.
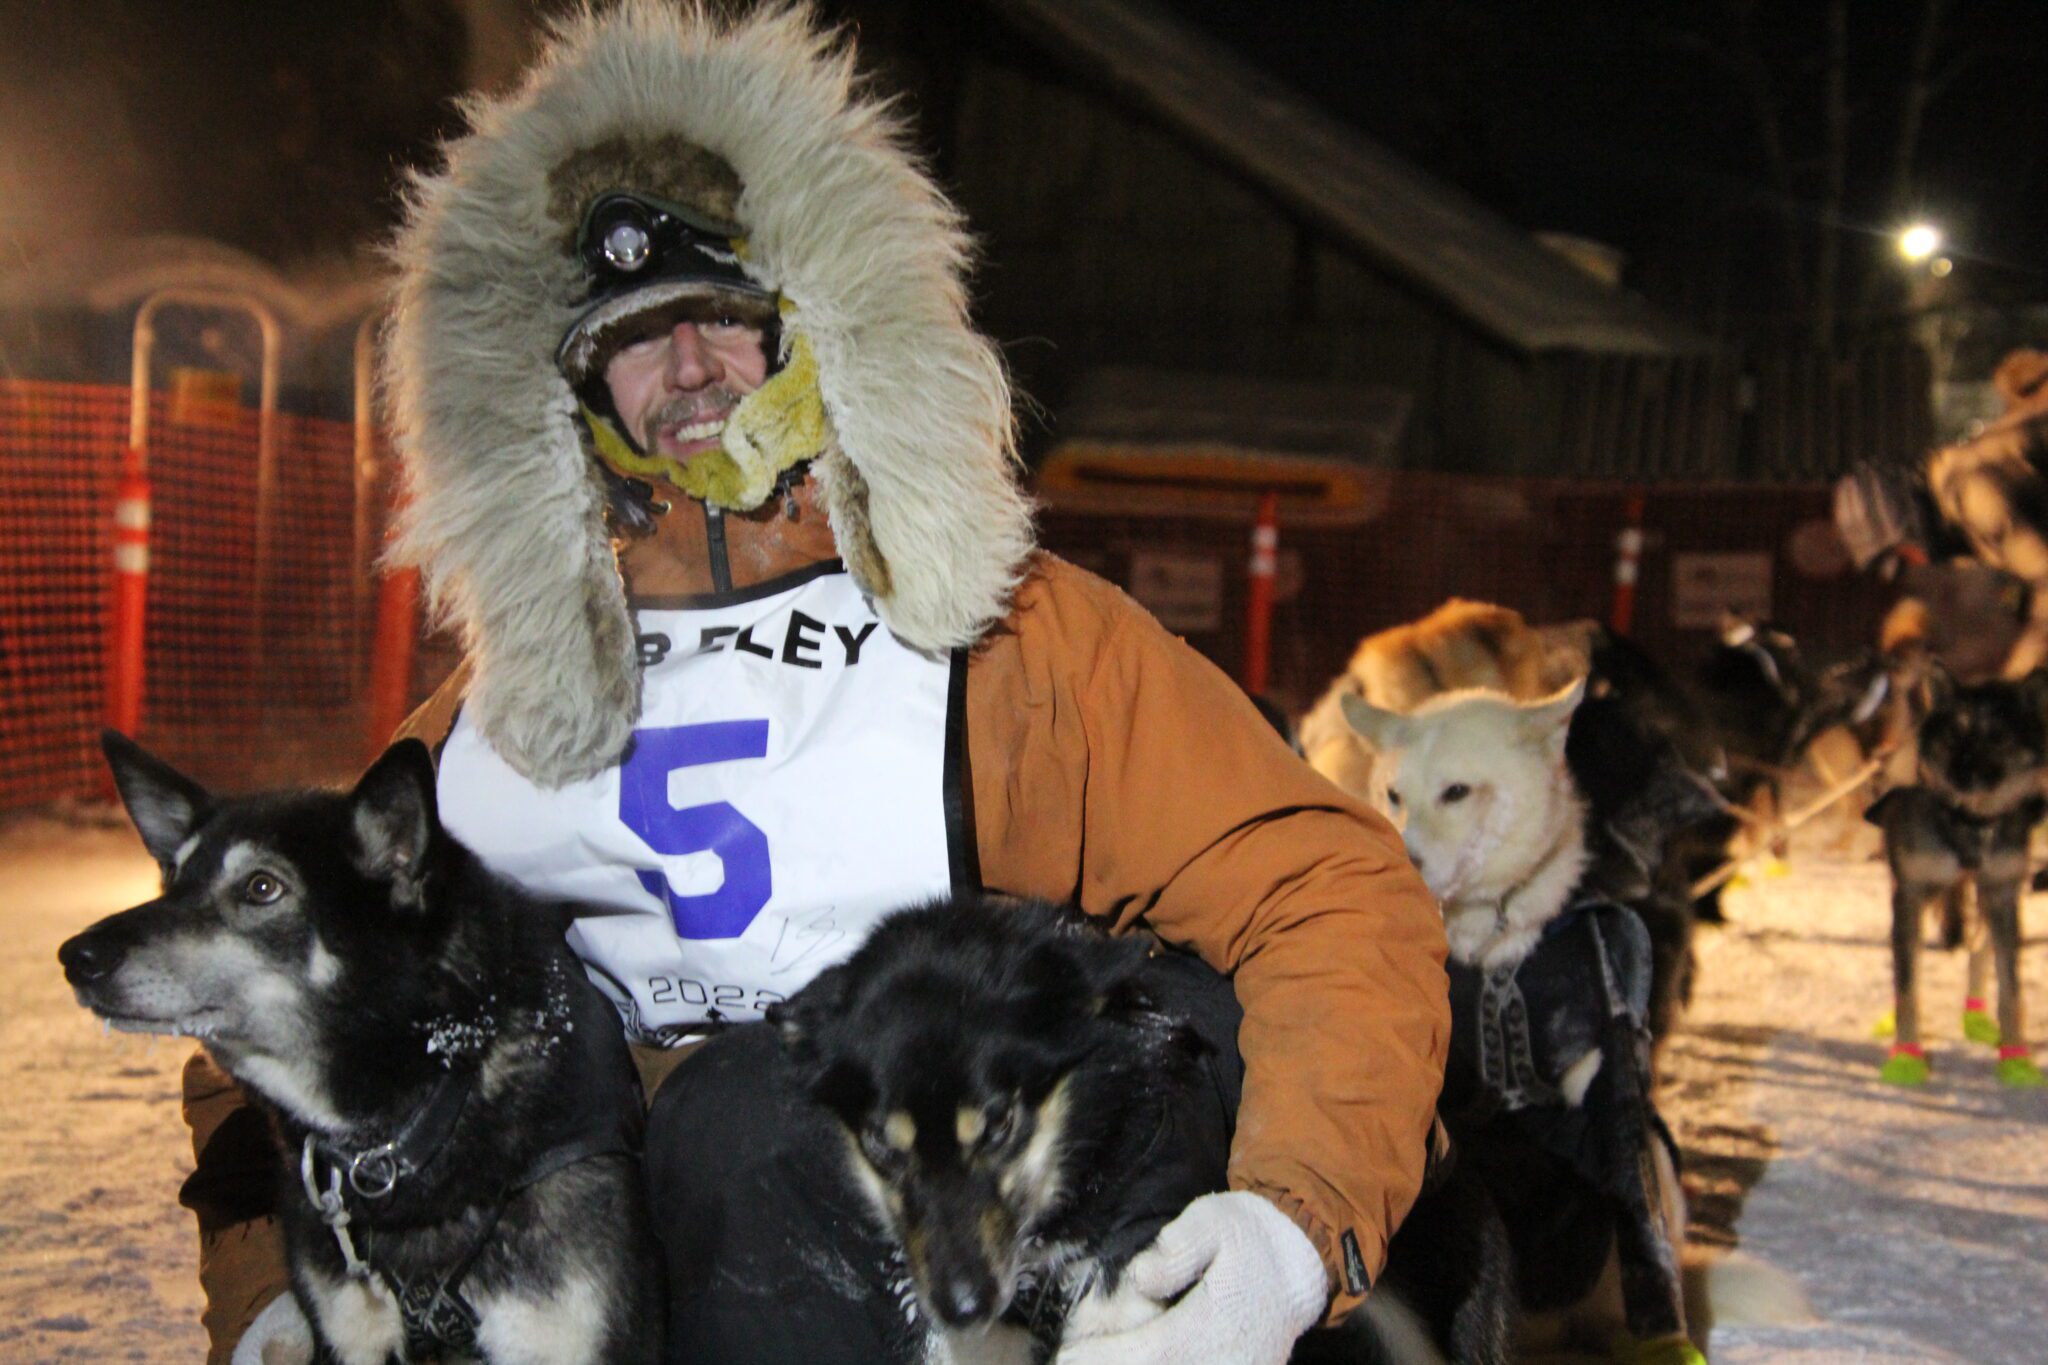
767, 896, 1246, 1365
1867, 665, 2048, 1088
59, 734, 662, 1364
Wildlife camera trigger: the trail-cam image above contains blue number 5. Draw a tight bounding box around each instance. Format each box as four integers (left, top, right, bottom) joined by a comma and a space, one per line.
619, 721, 772, 940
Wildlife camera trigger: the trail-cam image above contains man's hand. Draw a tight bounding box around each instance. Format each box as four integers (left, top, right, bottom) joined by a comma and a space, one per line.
1054, 1191, 1329, 1365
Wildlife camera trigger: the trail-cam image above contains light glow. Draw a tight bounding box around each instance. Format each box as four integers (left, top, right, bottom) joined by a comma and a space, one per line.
1898, 224, 1942, 262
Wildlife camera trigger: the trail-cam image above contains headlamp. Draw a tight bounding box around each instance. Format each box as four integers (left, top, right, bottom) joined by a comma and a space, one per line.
575, 192, 756, 300
558, 189, 775, 387
600, 218, 651, 272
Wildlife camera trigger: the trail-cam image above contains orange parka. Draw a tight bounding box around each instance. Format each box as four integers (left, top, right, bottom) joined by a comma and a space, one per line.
179, 552, 1448, 1358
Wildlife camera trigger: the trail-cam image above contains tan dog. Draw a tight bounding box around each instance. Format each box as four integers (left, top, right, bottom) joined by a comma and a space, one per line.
1299, 599, 1591, 801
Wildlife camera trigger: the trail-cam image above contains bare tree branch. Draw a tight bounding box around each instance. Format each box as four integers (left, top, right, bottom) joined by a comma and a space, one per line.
1858, 0, 1950, 317
1927, 43, 1985, 100
1723, 0, 1807, 312
1887, 0, 1947, 220
1814, 0, 1849, 344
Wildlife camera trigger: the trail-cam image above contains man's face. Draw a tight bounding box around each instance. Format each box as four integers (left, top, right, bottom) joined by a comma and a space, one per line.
603, 306, 771, 467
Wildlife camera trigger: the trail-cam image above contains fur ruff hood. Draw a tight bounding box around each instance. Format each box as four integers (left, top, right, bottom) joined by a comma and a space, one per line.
384, 1, 1034, 785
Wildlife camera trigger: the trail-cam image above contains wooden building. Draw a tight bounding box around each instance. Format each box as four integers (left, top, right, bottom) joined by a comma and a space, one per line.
834, 0, 1930, 488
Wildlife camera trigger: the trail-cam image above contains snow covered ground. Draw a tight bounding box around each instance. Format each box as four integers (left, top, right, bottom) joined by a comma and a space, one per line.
2, 811, 207, 1361
4, 803, 2044, 1361
1666, 816, 2048, 1364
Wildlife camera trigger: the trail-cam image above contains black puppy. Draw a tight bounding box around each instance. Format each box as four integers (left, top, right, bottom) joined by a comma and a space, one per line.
768, 898, 1238, 1365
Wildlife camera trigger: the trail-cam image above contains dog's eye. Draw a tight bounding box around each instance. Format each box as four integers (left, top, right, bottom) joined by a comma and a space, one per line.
1439, 783, 1472, 805
982, 1103, 1016, 1150
242, 872, 285, 905
1385, 789, 1403, 810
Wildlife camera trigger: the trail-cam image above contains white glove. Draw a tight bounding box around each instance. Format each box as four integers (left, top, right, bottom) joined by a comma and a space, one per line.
1054, 1191, 1330, 1365
230, 1292, 314, 1365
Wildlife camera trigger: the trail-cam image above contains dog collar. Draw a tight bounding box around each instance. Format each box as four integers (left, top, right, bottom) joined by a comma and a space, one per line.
309, 1065, 479, 1207
1445, 815, 1583, 960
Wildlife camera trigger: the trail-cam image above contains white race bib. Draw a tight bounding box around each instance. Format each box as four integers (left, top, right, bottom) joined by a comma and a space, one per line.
437, 563, 963, 1040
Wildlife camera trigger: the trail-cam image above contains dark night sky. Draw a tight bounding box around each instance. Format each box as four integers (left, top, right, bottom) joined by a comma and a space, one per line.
3, 0, 2046, 328
0, 0, 465, 266
1156, 0, 2048, 322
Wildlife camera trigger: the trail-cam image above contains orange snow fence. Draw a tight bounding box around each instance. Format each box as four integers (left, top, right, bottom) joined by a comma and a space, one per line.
0, 379, 450, 807
1, 376, 1898, 811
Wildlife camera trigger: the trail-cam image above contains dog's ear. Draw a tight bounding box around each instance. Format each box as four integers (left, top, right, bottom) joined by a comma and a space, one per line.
767, 961, 852, 1060
348, 739, 440, 910
1339, 694, 1409, 749
1521, 677, 1585, 762
1079, 934, 1155, 1020
101, 730, 213, 873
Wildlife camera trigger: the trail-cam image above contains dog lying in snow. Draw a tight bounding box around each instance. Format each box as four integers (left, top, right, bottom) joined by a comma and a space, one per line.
1340, 684, 1702, 1364
60, 735, 661, 1365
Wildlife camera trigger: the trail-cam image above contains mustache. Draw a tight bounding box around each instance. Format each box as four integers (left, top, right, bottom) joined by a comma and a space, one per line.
641, 387, 744, 449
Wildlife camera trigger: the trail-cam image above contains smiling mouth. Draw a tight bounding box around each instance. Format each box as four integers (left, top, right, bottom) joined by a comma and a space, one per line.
656, 411, 732, 457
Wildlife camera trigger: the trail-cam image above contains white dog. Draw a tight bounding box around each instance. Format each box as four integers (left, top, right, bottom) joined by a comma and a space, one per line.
1340, 680, 1713, 1357
1340, 681, 1588, 972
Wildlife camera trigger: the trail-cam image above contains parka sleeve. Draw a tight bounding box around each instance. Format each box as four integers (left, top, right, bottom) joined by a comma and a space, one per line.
179, 1050, 288, 1364
969, 558, 1449, 1323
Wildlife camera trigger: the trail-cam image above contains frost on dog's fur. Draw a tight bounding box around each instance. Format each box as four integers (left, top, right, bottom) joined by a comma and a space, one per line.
384, 0, 1034, 786
1342, 681, 1589, 970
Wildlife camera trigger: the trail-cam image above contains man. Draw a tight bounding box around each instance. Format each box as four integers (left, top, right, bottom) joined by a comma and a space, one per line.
191, 5, 1448, 1362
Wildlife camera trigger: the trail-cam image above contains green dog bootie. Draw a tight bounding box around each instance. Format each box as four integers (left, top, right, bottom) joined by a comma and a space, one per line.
1880, 1044, 1930, 1086
1608, 1332, 1707, 1365
1997, 1048, 2046, 1087
1963, 999, 2001, 1046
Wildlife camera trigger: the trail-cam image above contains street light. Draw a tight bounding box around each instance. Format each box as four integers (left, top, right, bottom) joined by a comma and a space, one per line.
1894, 226, 1964, 441
1899, 223, 1942, 263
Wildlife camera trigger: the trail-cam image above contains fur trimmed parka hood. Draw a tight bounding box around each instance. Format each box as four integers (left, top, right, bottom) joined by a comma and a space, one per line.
384, 1, 1034, 786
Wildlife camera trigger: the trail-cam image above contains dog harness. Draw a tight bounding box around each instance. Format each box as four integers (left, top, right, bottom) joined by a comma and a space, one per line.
1445, 898, 1687, 1343
1444, 900, 1656, 1182
438, 564, 962, 1043
1866, 783, 2043, 870
292, 958, 643, 1357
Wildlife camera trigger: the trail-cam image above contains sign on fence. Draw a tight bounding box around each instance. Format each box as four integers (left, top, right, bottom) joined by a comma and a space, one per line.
1128, 549, 1224, 633
1671, 551, 1773, 628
